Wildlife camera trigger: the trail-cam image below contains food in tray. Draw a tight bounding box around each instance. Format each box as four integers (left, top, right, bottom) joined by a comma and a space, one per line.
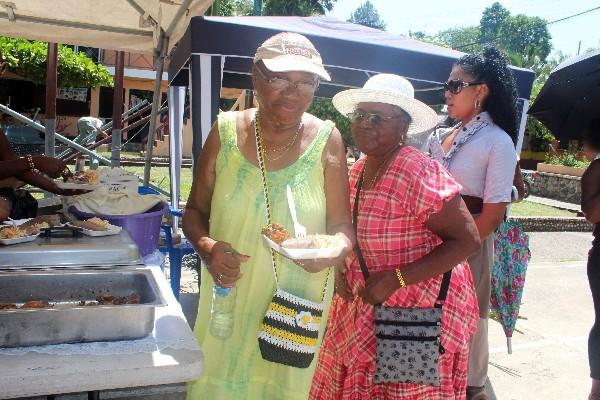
261, 223, 291, 244
96, 293, 141, 305
70, 217, 112, 231
261, 223, 346, 250
67, 170, 99, 185
0, 215, 62, 237
281, 234, 346, 249
0, 293, 141, 311
21, 214, 62, 229
0, 225, 26, 239
21, 300, 53, 309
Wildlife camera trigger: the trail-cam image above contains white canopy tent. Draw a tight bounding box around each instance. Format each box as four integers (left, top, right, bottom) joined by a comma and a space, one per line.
0, 0, 214, 196
0, 0, 213, 53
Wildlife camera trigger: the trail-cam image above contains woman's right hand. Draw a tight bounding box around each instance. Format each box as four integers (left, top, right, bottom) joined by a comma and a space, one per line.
205, 241, 250, 288
334, 264, 353, 301
32, 156, 68, 178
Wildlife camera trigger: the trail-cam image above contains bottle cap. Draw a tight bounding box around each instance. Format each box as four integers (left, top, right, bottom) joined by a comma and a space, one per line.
215, 286, 231, 296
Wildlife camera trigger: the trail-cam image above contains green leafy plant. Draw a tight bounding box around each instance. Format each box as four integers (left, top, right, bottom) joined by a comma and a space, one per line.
0, 37, 113, 88
544, 153, 590, 169
308, 97, 352, 147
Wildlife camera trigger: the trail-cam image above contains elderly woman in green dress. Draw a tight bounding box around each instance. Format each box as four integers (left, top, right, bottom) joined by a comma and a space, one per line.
183, 32, 354, 399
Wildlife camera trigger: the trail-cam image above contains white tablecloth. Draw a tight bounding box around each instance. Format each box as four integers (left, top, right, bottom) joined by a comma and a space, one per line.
0, 265, 203, 399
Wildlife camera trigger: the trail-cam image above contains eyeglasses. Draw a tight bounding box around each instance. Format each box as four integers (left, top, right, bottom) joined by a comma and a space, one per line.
347, 111, 401, 125
443, 79, 484, 94
255, 64, 318, 95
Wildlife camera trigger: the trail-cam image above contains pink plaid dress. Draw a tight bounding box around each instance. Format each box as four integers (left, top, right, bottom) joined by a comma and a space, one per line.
310, 146, 479, 400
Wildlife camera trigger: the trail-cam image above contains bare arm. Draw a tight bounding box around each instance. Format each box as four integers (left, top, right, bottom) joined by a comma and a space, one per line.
359, 194, 481, 305
323, 128, 355, 249
182, 122, 249, 287
296, 127, 355, 273
582, 160, 600, 224
474, 202, 508, 239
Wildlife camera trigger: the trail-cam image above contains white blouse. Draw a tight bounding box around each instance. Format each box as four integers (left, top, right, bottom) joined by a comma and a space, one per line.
426, 112, 517, 204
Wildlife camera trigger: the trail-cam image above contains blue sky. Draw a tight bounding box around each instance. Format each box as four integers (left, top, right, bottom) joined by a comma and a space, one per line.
328, 0, 600, 58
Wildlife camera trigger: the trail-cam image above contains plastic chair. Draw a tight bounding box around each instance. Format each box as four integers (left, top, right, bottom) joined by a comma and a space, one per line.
139, 186, 194, 300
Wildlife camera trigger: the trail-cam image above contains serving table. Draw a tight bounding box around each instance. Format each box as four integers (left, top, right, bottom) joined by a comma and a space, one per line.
0, 265, 203, 399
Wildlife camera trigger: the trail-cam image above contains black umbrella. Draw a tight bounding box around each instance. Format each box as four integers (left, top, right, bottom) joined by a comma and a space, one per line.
528, 49, 600, 142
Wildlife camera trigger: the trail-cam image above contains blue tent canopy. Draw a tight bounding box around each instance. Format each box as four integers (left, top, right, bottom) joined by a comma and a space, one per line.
169, 16, 535, 103
168, 16, 534, 160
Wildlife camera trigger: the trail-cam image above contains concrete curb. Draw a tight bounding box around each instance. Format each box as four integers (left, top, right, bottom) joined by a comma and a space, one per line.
511, 216, 594, 232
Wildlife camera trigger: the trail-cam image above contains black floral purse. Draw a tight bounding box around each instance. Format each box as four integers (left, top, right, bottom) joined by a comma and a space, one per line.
253, 111, 329, 368
353, 167, 451, 386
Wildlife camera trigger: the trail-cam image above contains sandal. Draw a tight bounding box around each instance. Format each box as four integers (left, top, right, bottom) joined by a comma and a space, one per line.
466, 386, 488, 400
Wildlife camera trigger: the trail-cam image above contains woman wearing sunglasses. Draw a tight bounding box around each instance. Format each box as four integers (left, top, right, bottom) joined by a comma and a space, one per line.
310, 74, 481, 399
426, 46, 519, 400
183, 32, 354, 400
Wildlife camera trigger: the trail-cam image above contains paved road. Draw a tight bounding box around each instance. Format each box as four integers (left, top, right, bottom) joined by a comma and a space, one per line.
486, 232, 594, 399
178, 231, 596, 399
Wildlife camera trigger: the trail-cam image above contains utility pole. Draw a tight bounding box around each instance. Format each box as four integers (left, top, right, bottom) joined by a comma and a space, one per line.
577, 40, 582, 55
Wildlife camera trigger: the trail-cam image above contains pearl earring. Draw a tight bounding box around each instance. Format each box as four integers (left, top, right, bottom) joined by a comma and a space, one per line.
475, 98, 481, 109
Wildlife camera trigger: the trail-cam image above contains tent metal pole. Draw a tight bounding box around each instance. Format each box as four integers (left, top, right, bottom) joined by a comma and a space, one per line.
44, 42, 57, 158
111, 51, 125, 167
143, 34, 168, 186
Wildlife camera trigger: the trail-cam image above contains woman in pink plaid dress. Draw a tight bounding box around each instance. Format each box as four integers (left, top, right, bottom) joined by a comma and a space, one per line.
310, 74, 481, 399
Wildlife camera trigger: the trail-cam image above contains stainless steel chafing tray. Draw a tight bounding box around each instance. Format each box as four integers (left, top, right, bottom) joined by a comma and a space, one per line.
0, 229, 141, 268
0, 268, 166, 347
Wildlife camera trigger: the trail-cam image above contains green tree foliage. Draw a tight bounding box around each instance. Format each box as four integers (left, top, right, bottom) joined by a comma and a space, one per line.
527, 52, 568, 150
348, 1, 386, 30
479, 3, 551, 67
479, 2, 510, 44
208, 0, 254, 16
0, 37, 113, 87
308, 97, 353, 147
262, 0, 335, 16
433, 3, 551, 69
434, 26, 481, 52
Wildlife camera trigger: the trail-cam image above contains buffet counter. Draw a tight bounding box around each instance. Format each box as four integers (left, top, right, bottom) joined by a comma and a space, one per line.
0, 265, 203, 399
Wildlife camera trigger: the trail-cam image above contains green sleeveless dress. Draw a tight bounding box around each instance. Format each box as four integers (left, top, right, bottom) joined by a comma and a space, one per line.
187, 111, 335, 400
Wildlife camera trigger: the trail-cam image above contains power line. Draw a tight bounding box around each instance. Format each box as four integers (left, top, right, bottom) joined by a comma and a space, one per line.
547, 5, 600, 25
455, 5, 600, 50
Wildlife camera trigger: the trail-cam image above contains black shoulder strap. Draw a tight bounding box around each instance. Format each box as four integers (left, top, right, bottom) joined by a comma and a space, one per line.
352, 165, 452, 306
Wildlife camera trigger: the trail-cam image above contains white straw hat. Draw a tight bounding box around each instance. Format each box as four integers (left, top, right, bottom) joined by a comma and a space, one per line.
254, 32, 331, 81
332, 74, 438, 135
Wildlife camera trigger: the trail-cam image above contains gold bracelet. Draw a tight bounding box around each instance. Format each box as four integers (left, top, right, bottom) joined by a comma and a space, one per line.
24, 154, 40, 174
395, 268, 407, 288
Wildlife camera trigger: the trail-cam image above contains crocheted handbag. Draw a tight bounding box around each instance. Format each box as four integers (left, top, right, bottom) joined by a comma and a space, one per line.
253, 111, 329, 368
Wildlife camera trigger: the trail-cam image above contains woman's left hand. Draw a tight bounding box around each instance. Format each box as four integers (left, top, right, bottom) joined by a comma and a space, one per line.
358, 270, 399, 305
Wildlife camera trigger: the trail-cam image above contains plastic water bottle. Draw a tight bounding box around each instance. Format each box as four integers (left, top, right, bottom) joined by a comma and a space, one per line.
209, 286, 236, 339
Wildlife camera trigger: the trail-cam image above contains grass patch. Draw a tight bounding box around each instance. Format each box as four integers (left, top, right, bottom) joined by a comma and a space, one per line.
509, 200, 578, 217
119, 165, 194, 202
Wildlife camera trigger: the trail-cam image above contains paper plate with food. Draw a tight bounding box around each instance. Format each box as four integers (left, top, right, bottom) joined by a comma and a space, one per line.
57, 170, 101, 190
0, 225, 39, 245
67, 217, 121, 237
261, 223, 346, 260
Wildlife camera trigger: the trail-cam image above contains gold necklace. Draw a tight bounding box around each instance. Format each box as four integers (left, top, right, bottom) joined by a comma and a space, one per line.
255, 112, 303, 162
363, 144, 402, 190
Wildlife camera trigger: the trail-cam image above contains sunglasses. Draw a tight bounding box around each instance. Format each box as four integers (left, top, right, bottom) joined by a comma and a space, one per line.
443, 79, 484, 94
347, 111, 401, 125
255, 64, 319, 95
